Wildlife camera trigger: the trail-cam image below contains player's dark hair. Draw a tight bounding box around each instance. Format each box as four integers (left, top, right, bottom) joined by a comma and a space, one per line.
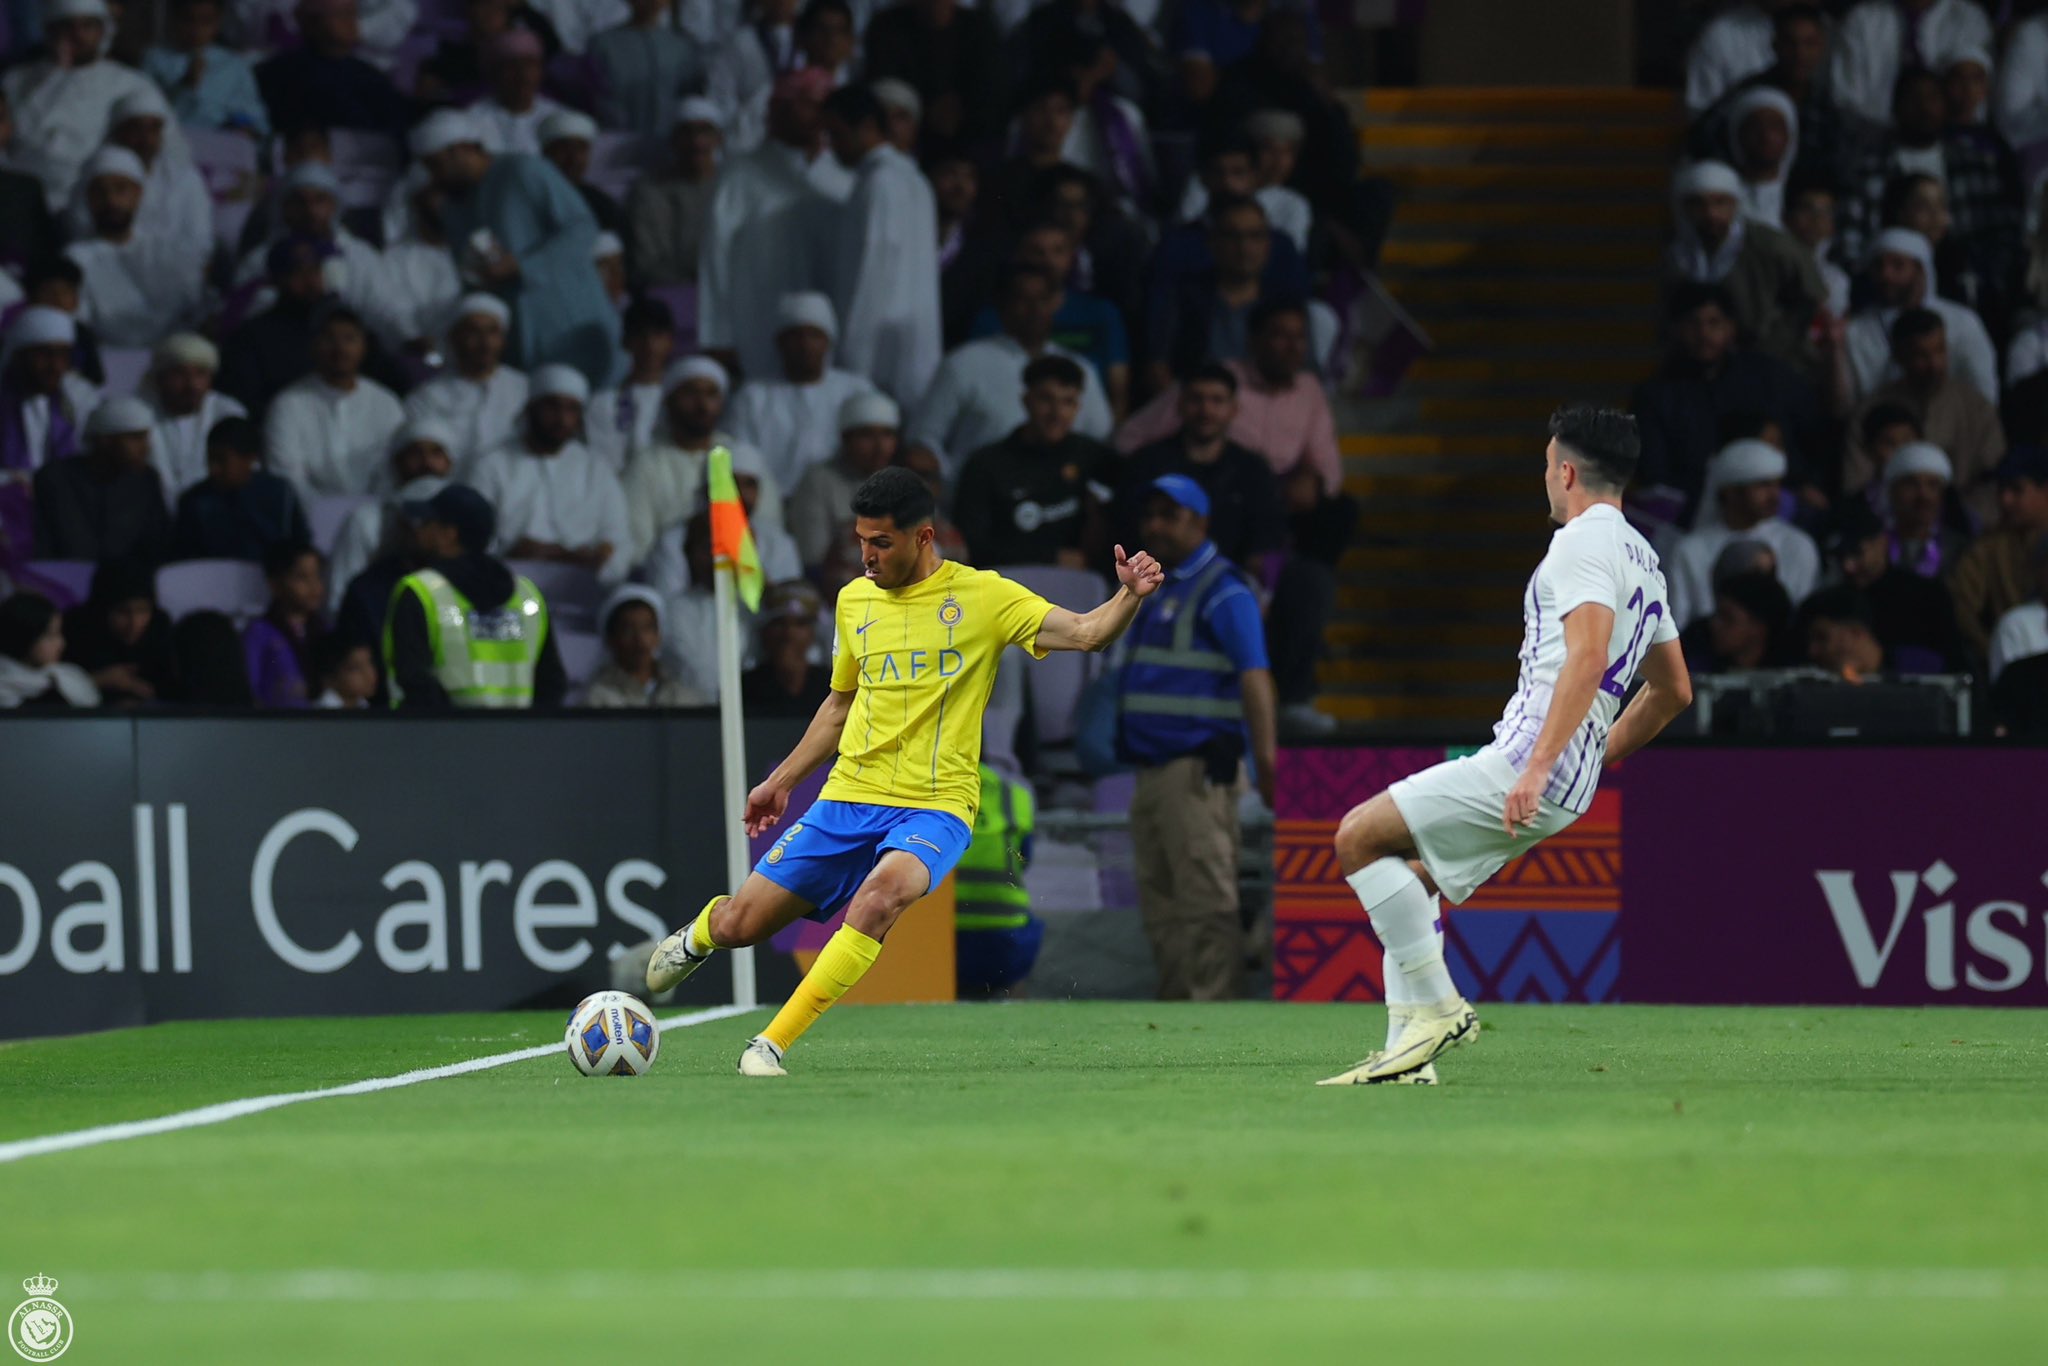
851, 466, 935, 530
1859, 401, 1921, 447
1183, 362, 1238, 394
822, 83, 885, 131
1888, 306, 1945, 352
1666, 280, 1738, 321
1023, 354, 1085, 391
1547, 403, 1640, 492
206, 415, 262, 456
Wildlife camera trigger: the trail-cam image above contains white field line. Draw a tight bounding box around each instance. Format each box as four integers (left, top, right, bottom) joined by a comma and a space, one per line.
56, 1267, 2048, 1304
0, 1003, 759, 1166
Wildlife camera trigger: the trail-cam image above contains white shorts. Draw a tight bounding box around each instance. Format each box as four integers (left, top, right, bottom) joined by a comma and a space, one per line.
1386, 749, 1580, 905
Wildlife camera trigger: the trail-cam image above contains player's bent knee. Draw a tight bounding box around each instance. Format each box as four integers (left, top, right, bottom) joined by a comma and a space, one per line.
1334, 804, 1386, 872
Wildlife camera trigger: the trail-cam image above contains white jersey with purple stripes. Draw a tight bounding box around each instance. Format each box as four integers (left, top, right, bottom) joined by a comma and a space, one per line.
1485, 503, 1678, 815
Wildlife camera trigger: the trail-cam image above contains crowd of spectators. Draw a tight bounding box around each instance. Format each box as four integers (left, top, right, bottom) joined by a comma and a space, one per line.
1665, 0, 2048, 732
0, 0, 1376, 730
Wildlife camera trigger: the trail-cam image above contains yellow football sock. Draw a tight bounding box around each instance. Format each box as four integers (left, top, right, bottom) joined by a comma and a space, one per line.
687, 897, 728, 956
759, 925, 883, 1054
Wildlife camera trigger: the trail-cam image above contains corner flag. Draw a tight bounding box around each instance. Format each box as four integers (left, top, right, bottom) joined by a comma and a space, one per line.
707, 445, 764, 611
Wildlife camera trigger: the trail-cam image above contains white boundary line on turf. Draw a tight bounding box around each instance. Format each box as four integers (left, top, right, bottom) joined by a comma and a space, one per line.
0, 1003, 759, 1167
58, 1267, 2048, 1304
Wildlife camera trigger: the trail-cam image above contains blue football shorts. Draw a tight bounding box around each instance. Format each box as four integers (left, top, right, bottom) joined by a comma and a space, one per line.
754, 799, 973, 921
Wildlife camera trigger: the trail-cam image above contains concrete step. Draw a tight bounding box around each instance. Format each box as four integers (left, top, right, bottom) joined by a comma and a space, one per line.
1424, 319, 1658, 350
1382, 239, 1662, 274
1368, 163, 1673, 194
1407, 356, 1649, 387
1344, 472, 1533, 500
1389, 199, 1669, 237
1357, 87, 1681, 124
1357, 123, 1677, 161
1327, 620, 1522, 649
1319, 658, 1519, 686
1386, 277, 1659, 311
1318, 694, 1505, 723
1341, 432, 1536, 458
1340, 582, 1527, 612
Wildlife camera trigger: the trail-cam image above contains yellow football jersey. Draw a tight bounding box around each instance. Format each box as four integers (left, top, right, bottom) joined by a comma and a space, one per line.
820, 560, 1055, 826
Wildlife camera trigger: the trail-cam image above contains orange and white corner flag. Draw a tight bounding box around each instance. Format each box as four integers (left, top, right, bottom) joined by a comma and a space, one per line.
707, 445, 763, 611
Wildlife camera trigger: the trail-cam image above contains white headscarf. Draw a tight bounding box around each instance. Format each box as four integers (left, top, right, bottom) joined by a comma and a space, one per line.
1724, 86, 1800, 229
1697, 439, 1788, 530
1668, 161, 1749, 282
1886, 441, 1953, 486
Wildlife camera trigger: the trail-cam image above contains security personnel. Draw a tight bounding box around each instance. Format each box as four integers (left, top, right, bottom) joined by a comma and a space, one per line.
382, 484, 568, 708
1115, 474, 1278, 1001
954, 762, 1043, 998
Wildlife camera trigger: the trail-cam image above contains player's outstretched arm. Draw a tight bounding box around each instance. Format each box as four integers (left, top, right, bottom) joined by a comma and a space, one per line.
745, 687, 857, 836
1503, 604, 1613, 835
1603, 639, 1693, 766
1033, 544, 1165, 654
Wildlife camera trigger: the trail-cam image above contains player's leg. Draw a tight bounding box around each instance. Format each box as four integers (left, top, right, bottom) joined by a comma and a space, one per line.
742, 810, 971, 1076
1369, 859, 1444, 1085
644, 872, 821, 994
1317, 784, 1475, 1085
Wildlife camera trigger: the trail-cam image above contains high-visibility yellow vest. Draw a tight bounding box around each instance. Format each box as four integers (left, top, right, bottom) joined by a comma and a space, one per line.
955, 765, 1034, 931
384, 568, 548, 709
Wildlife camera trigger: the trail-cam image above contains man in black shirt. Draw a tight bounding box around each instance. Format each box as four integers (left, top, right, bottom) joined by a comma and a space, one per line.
952, 355, 1114, 569
1118, 363, 1284, 567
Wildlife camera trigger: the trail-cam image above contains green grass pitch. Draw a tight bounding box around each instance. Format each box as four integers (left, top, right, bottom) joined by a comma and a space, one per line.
3, 1002, 2045, 1364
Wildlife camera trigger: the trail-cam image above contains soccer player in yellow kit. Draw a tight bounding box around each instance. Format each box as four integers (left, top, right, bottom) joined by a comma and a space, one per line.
647, 466, 1164, 1076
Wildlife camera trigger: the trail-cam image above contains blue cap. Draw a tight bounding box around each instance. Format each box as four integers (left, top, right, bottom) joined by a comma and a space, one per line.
1150, 473, 1210, 517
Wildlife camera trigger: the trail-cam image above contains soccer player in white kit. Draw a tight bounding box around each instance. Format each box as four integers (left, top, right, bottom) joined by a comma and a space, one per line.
1317, 406, 1695, 1086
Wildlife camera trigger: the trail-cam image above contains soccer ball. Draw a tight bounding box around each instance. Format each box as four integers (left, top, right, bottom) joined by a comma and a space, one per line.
565, 991, 660, 1076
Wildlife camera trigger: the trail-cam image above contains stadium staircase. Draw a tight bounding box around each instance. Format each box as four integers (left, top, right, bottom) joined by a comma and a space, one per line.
1325, 87, 1681, 735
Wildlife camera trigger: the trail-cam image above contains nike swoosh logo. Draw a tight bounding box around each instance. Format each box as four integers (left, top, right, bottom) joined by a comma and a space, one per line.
905, 835, 942, 852
854, 620, 874, 635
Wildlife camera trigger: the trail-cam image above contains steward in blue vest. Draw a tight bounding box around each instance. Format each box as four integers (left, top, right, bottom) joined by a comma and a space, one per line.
1113, 474, 1278, 1001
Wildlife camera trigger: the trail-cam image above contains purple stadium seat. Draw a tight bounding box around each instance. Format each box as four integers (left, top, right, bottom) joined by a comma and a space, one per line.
329, 129, 403, 210
155, 559, 270, 625
587, 132, 658, 205
183, 125, 261, 251
993, 565, 1109, 746
18, 560, 95, 609
308, 494, 375, 554
505, 560, 604, 633
98, 347, 152, 398
556, 628, 604, 697
643, 283, 696, 350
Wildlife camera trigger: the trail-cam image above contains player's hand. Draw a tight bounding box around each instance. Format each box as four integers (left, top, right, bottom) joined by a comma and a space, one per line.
1503, 766, 1548, 837
1114, 544, 1164, 598
744, 780, 789, 838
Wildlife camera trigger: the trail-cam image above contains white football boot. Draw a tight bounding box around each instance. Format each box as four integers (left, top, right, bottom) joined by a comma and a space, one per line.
644, 898, 726, 995
1316, 1005, 1454, 1086
737, 1036, 787, 1078
1362, 996, 1478, 1082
